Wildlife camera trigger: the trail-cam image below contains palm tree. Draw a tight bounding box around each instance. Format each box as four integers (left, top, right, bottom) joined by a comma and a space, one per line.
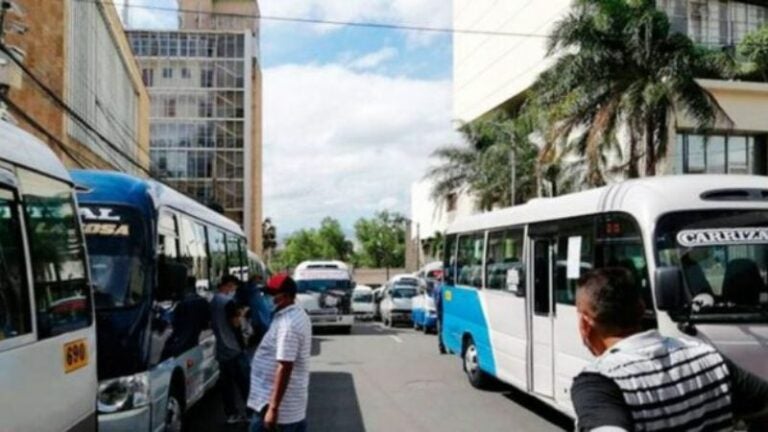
427, 110, 539, 210
534, 0, 731, 179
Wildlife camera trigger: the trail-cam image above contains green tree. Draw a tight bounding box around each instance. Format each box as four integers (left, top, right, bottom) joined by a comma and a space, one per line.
354, 211, 406, 269
267, 217, 353, 271
534, 0, 731, 181
426, 110, 539, 210
738, 24, 768, 82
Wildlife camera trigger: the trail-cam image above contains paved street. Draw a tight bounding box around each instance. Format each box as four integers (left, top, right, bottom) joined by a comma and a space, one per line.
187, 323, 573, 432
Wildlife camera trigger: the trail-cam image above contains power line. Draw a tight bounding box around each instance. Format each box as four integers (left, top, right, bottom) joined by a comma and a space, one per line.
85, 0, 550, 39
0, 43, 154, 177
1, 96, 91, 169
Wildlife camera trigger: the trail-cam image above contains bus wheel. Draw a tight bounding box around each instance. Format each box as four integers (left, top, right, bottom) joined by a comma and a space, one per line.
165, 389, 184, 432
463, 337, 490, 389
339, 325, 352, 335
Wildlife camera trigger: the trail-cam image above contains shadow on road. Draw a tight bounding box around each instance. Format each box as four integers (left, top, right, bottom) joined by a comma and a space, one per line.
307, 372, 366, 432
479, 380, 573, 431
350, 323, 405, 336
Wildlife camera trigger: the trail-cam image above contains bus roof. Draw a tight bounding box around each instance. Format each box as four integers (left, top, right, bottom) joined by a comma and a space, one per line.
294, 260, 350, 272
0, 120, 72, 183
71, 170, 244, 235
447, 175, 768, 234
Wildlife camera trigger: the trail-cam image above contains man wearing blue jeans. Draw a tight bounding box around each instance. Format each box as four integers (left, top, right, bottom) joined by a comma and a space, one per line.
248, 273, 312, 432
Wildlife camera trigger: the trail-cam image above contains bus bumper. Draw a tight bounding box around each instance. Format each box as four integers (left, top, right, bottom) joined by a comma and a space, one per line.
309, 314, 354, 327
98, 406, 151, 432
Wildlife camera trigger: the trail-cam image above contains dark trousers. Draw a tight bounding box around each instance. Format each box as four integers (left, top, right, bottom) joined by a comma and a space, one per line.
219, 353, 250, 416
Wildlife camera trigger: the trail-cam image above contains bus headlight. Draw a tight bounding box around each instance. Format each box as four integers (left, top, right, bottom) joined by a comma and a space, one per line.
97, 372, 150, 413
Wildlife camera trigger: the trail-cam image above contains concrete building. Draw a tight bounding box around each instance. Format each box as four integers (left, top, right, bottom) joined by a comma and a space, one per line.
406, 179, 475, 271
454, 0, 768, 176
125, 0, 263, 252
5, 0, 150, 173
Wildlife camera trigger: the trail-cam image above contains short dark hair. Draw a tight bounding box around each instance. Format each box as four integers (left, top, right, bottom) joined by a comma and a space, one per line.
577, 267, 644, 333
219, 274, 241, 288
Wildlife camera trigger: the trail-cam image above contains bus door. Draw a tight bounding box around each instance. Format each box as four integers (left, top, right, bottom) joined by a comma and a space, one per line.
530, 238, 555, 398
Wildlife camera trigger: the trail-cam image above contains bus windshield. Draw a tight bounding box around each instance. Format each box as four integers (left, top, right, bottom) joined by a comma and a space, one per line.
391, 287, 417, 299
656, 209, 768, 322
353, 293, 373, 303
80, 206, 147, 309
297, 279, 352, 293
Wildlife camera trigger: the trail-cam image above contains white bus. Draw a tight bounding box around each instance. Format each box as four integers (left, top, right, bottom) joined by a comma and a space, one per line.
441, 175, 768, 417
0, 120, 97, 431
294, 260, 355, 333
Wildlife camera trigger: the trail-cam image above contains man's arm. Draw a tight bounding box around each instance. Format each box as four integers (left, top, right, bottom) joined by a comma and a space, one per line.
264, 321, 303, 429
571, 372, 633, 432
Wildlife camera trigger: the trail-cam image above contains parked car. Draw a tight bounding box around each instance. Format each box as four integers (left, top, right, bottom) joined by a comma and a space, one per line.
380, 275, 419, 327
351, 285, 375, 320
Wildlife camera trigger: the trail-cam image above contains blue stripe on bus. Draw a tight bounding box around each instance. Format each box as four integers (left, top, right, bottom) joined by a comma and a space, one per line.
442, 285, 496, 376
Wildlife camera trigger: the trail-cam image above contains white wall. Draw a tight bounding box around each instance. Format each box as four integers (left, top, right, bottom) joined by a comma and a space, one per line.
453, 0, 571, 123
410, 179, 476, 240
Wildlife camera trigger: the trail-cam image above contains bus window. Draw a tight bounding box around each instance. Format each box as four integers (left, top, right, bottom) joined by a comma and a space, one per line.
209, 228, 227, 286
159, 211, 179, 260
533, 240, 552, 315
18, 169, 90, 338
457, 233, 484, 288
554, 218, 594, 306
597, 213, 651, 311
226, 234, 244, 279
81, 205, 146, 308
180, 217, 209, 293
485, 229, 524, 292
0, 188, 32, 343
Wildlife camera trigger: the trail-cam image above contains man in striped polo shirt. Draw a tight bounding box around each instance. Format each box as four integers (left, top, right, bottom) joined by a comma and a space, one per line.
248, 273, 312, 432
572, 268, 768, 432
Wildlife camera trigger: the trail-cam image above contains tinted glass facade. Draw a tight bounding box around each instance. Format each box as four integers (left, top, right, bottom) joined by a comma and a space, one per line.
659, 0, 768, 48
673, 133, 768, 175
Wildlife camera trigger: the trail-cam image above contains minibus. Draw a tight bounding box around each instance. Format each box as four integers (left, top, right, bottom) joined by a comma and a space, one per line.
442, 175, 768, 416
72, 170, 247, 432
0, 121, 96, 431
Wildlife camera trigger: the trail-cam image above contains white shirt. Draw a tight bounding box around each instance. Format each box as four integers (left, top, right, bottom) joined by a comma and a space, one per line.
247, 304, 312, 424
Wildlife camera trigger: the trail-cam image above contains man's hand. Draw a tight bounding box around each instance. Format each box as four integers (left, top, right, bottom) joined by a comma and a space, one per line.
264, 405, 279, 431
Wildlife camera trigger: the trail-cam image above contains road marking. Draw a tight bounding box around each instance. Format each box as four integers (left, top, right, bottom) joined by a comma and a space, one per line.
390, 335, 403, 343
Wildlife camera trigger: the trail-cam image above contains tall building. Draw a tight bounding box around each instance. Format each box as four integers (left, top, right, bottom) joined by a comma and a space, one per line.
5, 0, 150, 173
454, 0, 768, 176
126, 0, 263, 252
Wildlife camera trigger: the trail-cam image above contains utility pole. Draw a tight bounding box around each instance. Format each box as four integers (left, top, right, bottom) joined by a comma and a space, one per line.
509, 147, 516, 207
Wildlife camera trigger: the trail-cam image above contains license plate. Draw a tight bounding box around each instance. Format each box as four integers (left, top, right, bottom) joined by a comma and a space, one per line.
63, 339, 89, 373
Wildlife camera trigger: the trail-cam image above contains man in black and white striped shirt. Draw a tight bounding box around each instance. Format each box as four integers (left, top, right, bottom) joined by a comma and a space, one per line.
572, 268, 768, 432
248, 273, 312, 432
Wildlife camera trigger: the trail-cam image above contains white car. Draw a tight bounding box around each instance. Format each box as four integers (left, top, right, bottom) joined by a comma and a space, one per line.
380, 280, 419, 327
351, 285, 375, 320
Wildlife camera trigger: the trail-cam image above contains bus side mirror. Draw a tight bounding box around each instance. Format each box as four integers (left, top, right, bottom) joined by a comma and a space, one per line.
158, 261, 188, 301
654, 267, 688, 311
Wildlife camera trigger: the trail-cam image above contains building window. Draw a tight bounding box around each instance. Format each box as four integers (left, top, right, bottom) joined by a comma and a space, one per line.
181, 67, 191, 79
675, 133, 766, 175
660, 0, 768, 47
142, 68, 154, 87
446, 192, 458, 212
163, 97, 176, 117
162, 67, 173, 79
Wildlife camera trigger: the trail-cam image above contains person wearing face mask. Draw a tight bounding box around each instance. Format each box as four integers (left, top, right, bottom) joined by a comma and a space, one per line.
211, 274, 250, 424
571, 267, 768, 432
248, 273, 311, 432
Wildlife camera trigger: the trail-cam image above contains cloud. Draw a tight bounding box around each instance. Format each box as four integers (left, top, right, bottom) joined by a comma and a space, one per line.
260, 0, 451, 44
116, 0, 179, 30
263, 63, 459, 237
345, 47, 399, 71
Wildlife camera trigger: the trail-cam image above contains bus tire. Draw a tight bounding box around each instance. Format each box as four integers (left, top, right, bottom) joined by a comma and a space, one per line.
339, 325, 352, 335
462, 337, 490, 389
164, 385, 185, 432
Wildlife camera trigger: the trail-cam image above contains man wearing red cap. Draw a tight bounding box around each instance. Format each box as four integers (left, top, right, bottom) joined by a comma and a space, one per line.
247, 273, 312, 432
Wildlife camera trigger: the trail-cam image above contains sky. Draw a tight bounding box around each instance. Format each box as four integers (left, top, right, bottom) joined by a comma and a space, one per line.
122, 0, 460, 240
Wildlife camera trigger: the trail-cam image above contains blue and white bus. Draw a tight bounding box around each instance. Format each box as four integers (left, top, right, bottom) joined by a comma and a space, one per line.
442, 175, 768, 416
0, 121, 97, 431
71, 170, 248, 432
